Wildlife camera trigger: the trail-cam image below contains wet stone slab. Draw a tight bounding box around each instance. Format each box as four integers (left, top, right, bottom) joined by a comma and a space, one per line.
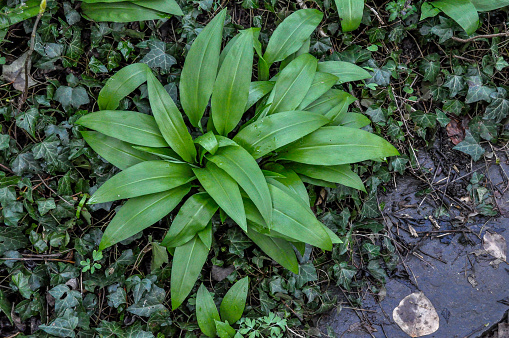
320, 162, 509, 337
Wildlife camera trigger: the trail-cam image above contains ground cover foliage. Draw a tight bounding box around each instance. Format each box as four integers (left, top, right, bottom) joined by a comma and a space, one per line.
0, 0, 508, 337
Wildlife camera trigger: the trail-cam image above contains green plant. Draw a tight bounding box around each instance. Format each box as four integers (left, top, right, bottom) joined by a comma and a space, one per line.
76, 8, 399, 310
334, 0, 365, 32
196, 277, 249, 337
79, 249, 103, 273
0, 0, 182, 32
422, 0, 509, 35
236, 312, 287, 338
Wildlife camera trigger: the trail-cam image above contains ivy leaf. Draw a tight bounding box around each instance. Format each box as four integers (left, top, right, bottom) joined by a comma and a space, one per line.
465, 76, 495, 104
333, 262, 356, 290
453, 130, 485, 161
390, 156, 409, 175
430, 17, 455, 43
443, 75, 465, 98
436, 109, 451, 127
32, 140, 59, 166
367, 259, 387, 283
39, 308, 79, 337
36, 198, 57, 216
484, 98, 509, 122
125, 322, 155, 338
366, 64, 391, 87
141, 41, 176, 73
54, 85, 90, 111
16, 108, 39, 137
227, 228, 252, 257
365, 106, 386, 124
12, 152, 42, 176
11, 271, 32, 299
410, 111, 436, 128
295, 263, 318, 288
443, 100, 465, 116
469, 117, 497, 142
419, 55, 440, 82
362, 242, 381, 259
49, 284, 81, 314
360, 192, 380, 218
88, 56, 108, 74
127, 284, 167, 317
96, 321, 124, 337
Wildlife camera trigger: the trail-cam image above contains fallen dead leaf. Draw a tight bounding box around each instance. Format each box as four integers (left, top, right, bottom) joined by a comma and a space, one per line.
393, 292, 439, 337
483, 231, 507, 261
408, 224, 419, 238
446, 119, 465, 145
2, 52, 37, 91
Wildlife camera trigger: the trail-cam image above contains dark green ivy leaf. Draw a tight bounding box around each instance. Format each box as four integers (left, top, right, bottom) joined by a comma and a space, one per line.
484, 98, 509, 122
465, 76, 495, 104
443, 75, 465, 98
453, 130, 485, 161
410, 111, 436, 129
141, 40, 176, 73
419, 55, 440, 82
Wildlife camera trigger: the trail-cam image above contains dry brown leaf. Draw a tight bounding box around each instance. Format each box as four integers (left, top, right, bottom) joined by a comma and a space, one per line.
393, 292, 439, 337
483, 232, 507, 261
2, 52, 37, 91
446, 119, 465, 145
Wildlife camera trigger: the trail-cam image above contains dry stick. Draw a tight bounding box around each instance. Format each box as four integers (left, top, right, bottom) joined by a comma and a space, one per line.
18, 0, 47, 115
452, 32, 509, 43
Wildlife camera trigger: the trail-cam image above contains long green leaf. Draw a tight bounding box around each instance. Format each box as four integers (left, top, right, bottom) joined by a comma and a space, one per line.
470, 0, 509, 11
82, 2, 167, 22
263, 9, 323, 65
233, 111, 329, 159
286, 163, 366, 192
0, 0, 40, 30
192, 162, 246, 230
81, 131, 157, 170
180, 9, 226, 127
212, 29, 255, 135
196, 284, 220, 337
245, 81, 275, 112
267, 54, 317, 115
171, 235, 209, 310
317, 61, 370, 84
245, 226, 299, 274
132, 0, 183, 15
76, 111, 168, 147
207, 145, 272, 226
333, 112, 370, 128
219, 277, 249, 324
132, 146, 185, 163
99, 186, 190, 250
263, 163, 308, 204
431, 0, 479, 35
147, 69, 196, 163
162, 193, 218, 248
303, 89, 356, 122
269, 183, 332, 250
334, 0, 364, 32
88, 161, 194, 204
297, 72, 338, 110
276, 126, 400, 165
97, 63, 150, 110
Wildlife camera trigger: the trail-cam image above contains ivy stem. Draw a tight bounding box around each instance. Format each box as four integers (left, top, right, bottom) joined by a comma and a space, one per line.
451, 32, 509, 43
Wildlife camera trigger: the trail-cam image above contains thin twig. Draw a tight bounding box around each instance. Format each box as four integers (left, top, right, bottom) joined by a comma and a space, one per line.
18, 0, 46, 114
37, 174, 74, 206
451, 32, 509, 43
0, 257, 75, 264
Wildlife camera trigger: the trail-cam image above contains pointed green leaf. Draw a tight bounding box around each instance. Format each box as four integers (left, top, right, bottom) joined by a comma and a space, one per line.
267, 54, 317, 115
132, 146, 186, 163
171, 235, 209, 310
233, 111, 329, 159
197, 284, 220, 337
214, 320, 236, 338
81, 131, 157, 170
431, 0, 479, 35
147, 69, 196, 163
471, 0, 509, 11
192, 162, 246, 230
298, 72, 338, 110
268, 183, 332, 251
245, 226, 299, 274
286, 163, 366, 192
207, 144, 272, 226
263, 164, 308, 204
245, 81, 274, 112
263, 9, 323, 65
180, 10, 226, 127
82, 2, 166, 23
276, 126, 399, 165
195, 131, 219, 156
198, 223, 213, 250
133, 0, 183, 15
89, 161, 194, 204
212, 29, 255, 135
304, 89, 356, 122
317, 61, 370, 84
333, 112, 371, 128
334, 0, 364, 32
453, 130, 485, 161
162, 193, 218, 248
219, 277, 249, 324
99, 186, 191, 250
98, 63, 150, 110
76, 111, 168, 147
